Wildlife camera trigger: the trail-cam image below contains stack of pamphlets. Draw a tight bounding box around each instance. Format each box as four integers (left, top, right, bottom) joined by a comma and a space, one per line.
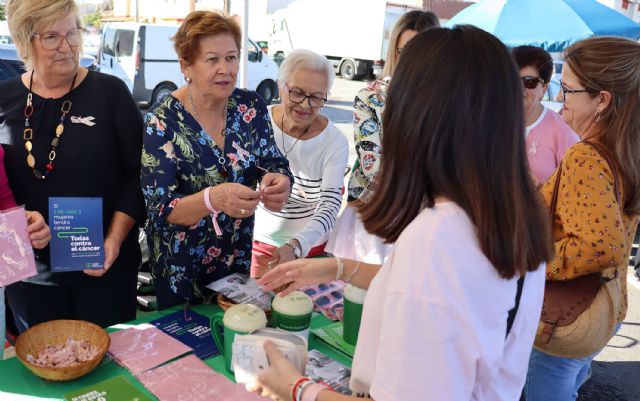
206, 273, 273, 311
305, 349, 352, 395
232, 328, 308, 385
311, 322, 355, 357
63, 376, 153, 401
137, 354, 265, 401
150, 309, 219, 359
108, 324, 192, 374
0, 206, 37, 286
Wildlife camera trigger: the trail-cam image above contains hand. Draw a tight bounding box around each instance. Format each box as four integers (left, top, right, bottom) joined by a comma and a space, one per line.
25, 211, 51, 249
274, 244, 296, 266
260, 173, 290, 212
245, 340, 303, 400
257, 257, 337, 297
84, 236, 120, 277
210, 183, 260, 218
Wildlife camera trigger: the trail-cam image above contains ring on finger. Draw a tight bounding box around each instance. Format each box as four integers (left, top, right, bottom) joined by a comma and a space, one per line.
240, 208, 247, 215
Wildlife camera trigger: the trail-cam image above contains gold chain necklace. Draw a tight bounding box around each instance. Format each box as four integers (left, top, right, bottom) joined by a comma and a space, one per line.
23, 70, 77, 180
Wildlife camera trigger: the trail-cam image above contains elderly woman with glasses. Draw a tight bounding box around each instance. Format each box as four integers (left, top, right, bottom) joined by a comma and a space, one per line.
251, 49, 348, 277
512, 46, 579, 184
0, 0, 145, 331
141, 11, 292, 310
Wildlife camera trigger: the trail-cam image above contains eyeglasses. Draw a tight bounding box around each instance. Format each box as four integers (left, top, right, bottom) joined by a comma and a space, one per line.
33, 28, 85, 51
521, 76, 544, 90
559, 80, 594, 102
287, 88, 327, 108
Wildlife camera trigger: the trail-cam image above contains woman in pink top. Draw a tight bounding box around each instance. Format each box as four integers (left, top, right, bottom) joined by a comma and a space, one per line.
512, 46, 579, 184
0, 145, 50, 359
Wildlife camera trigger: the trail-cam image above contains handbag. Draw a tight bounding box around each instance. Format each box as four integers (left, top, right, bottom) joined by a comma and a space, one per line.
534, 141, 622, 358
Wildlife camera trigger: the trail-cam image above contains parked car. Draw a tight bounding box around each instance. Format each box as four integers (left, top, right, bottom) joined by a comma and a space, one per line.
98, 22, 280, 106
0, 44, 97, 82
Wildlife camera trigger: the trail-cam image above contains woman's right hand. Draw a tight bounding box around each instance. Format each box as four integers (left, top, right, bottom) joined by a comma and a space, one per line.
257, 257, 337, 296
210, 183, 260, 218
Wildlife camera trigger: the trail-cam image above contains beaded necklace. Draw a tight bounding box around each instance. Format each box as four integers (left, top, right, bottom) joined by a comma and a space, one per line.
23, 70, 78, 180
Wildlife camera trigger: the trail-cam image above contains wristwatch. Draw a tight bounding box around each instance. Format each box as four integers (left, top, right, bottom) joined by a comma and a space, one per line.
285, 239, 302, 258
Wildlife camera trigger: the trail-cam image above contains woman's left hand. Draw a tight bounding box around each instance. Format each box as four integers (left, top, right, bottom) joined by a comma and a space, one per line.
260, 173, 290, 212
83, 236, 121, 277
25, 211, 51, 249
245, 340, 303, 400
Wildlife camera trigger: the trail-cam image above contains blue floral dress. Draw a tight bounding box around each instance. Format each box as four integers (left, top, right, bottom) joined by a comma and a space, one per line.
141, 88, 292, 301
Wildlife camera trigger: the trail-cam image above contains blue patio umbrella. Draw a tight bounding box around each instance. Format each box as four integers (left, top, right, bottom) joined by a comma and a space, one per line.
445, 0, 640, 52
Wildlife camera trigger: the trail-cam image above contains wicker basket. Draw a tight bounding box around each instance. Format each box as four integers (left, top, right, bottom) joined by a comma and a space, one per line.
15, 320, 110, 381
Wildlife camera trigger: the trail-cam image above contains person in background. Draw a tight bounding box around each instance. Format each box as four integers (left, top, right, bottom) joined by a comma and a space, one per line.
252, 25, 552, 401
0, 145, 50, 359
511, 46, 579, 184
326, 10, 439, 265
1, 0, 144, 332
251, 49, 348, 278
141, 11, 292, 310
524, 37, 640, 401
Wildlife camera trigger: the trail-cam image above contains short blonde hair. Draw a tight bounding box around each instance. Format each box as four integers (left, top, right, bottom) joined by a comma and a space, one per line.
6, 0, 82, 70
173, 10, 242, 66
277, 49, 334, 93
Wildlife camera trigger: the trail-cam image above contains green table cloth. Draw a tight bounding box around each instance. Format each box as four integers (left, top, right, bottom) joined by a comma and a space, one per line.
0, 304, 351, 400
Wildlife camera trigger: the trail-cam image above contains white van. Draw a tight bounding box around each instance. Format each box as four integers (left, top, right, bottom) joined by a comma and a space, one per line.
98, 22, 279, 106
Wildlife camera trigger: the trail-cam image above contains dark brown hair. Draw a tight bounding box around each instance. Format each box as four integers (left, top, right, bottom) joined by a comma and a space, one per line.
512, 45, 553, 84
360, 25, 552, 279
173, 10, 242, 65
564, 37, 640, 215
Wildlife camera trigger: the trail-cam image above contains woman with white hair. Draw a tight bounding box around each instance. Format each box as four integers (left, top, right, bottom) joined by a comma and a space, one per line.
251, 49, 349, 277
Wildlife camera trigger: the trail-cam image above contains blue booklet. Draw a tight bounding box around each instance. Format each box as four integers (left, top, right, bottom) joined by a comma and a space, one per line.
49, 197, 104, 272
150, 309, 220, 360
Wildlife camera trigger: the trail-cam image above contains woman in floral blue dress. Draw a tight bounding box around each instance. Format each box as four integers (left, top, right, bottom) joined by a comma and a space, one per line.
141, 11, 292, 309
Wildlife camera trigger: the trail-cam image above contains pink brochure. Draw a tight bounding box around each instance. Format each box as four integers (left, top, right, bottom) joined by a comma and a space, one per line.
137, 354, 265, 401
0, 206, 37, 287
108, 325, 192, 374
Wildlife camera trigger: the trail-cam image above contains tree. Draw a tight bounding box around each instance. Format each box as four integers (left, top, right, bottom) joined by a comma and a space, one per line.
83, 11, 103, 28
0, 4, 6, 21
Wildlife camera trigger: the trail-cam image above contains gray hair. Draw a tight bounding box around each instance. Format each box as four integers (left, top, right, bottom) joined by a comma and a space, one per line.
277, 49, 334, 93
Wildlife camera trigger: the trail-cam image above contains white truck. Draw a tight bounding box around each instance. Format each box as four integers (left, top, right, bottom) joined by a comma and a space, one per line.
269, 0, 415, 80
98, 22, 280, 106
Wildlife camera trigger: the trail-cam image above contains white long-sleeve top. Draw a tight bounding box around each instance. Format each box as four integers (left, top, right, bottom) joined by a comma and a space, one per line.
253, 107, 349, 256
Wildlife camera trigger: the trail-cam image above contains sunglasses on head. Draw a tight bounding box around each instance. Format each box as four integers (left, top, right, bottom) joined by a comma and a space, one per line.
521, 76, 544, 90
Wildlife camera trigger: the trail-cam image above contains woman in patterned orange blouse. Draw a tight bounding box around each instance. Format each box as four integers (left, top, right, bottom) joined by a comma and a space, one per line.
524, 37, 640, 401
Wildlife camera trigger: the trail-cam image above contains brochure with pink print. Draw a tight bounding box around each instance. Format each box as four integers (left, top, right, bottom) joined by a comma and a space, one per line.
137, 354, 265, 401
0, 206, 37, 287
108, 325, 191, 374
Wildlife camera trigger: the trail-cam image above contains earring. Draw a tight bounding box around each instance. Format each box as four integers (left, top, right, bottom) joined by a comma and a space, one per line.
595, 112, 601, 123
185, 77, 192, 83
